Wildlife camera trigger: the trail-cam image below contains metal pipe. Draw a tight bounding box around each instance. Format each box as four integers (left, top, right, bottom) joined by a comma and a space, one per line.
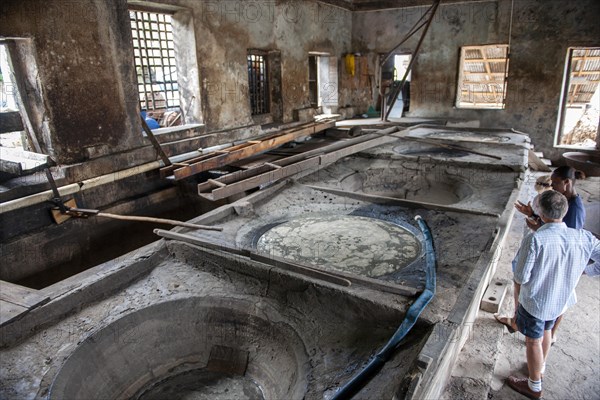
0, 161, 161, 214
0, 139, 252, 215
385, 0, 441, 121
331, 215, 436, 400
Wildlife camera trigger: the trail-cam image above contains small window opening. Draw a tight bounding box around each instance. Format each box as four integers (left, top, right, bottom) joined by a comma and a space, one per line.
308, 55, 318, 108
247, 52, 269, 115
456, 44, 509, 109
0, 44, 26, 150
556, 47, 600, 148
0, 42, 50, 178
392, 54, 411, 113
130, 10, 182, 127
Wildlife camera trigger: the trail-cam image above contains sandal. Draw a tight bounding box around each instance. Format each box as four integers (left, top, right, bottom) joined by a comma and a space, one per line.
494, 314, 517, 333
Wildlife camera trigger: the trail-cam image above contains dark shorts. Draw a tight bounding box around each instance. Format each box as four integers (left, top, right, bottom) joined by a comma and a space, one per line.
515, 305, 557, 339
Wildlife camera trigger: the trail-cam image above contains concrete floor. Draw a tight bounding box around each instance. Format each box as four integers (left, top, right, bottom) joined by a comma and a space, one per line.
442, 174, 600, 400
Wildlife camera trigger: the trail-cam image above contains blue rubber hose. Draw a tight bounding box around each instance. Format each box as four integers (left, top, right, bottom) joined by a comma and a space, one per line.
331, 215, 436, 400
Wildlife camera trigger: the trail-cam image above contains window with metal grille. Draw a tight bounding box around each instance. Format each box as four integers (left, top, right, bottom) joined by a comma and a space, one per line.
456, 44, 509, 109
130, 10, 180, 118
247, 52, 269, 115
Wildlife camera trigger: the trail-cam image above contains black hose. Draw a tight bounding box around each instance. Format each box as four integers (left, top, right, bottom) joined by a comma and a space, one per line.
331, 215, 436, 399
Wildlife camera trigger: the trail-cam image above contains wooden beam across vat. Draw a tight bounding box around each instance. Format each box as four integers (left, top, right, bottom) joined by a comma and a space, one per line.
0, 280, 50, 326
171, 120, 335, 180
197, 127, 401, 201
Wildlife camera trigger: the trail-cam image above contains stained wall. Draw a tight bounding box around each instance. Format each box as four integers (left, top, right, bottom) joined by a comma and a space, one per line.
352, 0, 600, 161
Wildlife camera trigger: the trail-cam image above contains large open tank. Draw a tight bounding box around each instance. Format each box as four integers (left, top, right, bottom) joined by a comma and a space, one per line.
0, 130, 526, 400
24, 239, 430, 400
50, 297, 309, 400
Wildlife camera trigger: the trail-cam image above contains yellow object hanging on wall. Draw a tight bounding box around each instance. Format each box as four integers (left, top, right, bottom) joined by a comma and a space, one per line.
345, 54, 355, 77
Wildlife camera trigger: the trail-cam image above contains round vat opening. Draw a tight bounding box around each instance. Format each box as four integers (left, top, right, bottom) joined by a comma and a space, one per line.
339, 169, 472, 205
49, 298, 308, 400
256, 215, 421, 277
393, 145, 470, 158
423, 131, 510, 143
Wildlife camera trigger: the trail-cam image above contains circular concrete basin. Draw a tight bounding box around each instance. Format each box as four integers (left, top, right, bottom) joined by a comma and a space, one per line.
340, 169, 472, 205
393, 145, 471, 158
49, 297, 308, 400
256, 215, 421, 277
423, 130, 510, 142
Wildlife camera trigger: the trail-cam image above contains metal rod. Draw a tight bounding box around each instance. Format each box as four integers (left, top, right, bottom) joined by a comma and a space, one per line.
153, 229, 353, 287
140, 115, 172, 166
385, 0, 441, 121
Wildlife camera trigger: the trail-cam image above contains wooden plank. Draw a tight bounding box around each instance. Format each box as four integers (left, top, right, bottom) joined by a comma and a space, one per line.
175, 121, 334, 179
0, 299, 29, 326
229, 154, 283, 169
0, 280, 50, 309
51, 198, 78, 225
0, 111, 24, 134
0, 158, 22, 175
527, 149, 552, 172
154, 229, 352, 287
463, 58, 507, 63
173, 120, 335, 180
305, 185, 500, 217
0, 147, 49, 175
197, 127, 402, 200
199, 157, 321, 200
154, 229, 418, 297
207, 179, 226, 188
264, 162, 282, 169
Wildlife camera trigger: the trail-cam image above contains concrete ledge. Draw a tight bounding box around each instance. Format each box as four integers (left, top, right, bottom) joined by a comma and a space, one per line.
0, 241, 166, 349
405, 171, 523, 399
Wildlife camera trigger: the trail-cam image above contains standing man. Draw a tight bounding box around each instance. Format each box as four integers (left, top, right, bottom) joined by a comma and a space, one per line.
507, 190, 600, 399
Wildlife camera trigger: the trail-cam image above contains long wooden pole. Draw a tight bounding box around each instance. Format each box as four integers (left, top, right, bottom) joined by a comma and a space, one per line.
154, 229, 419, 296
95, 213, 222, 231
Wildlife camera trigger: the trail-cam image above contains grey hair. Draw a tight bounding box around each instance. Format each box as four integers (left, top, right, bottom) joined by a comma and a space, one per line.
536, 190, 568, 220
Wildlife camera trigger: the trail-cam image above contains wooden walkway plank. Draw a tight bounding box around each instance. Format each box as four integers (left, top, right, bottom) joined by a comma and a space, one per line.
197, 127, 402, 201
0, 280, 50, 309
0, 299, 29, 326
0, 280, 50, 327
198, 157, 321, 200
173, 120, 335, 180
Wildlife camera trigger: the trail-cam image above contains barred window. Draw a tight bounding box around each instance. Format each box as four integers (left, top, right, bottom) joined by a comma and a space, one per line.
247, 52, 269, 115
130, 10, 180, 116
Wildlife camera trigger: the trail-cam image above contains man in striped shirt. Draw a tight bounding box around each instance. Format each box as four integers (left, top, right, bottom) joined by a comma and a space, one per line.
507, 190, 600, 399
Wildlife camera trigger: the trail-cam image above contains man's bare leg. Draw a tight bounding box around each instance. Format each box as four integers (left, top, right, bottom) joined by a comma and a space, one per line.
526, 335, 545, 382
551, 314, 563, 343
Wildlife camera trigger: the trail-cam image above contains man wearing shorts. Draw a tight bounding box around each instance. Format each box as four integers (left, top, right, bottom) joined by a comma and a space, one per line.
508, 190, 600, 399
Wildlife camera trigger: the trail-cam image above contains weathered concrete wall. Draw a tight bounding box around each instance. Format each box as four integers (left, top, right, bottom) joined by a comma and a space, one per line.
0, 0, 143, 164
352, 0, 600, 161
182, 0, 352, 128
1, 0, 353, 161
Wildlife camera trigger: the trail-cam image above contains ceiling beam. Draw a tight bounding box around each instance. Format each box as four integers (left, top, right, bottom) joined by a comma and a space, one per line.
318, 0, 495, 12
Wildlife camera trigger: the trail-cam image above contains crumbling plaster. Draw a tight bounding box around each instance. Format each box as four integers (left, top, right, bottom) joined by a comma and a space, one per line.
352, 0, 600, 162
0, 0, 142, 164
1, 0, 354, 164
185, 0, 352, 127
